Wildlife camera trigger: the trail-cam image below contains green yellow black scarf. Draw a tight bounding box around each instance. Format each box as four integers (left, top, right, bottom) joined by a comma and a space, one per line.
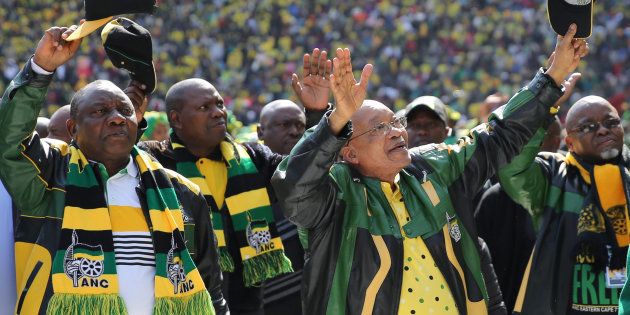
171, 134, 292, 287
47, 145, 213, 315
566, 152, 630, 272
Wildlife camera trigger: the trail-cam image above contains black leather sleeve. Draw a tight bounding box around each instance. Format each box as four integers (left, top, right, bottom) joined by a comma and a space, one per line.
271, 112, 351, 229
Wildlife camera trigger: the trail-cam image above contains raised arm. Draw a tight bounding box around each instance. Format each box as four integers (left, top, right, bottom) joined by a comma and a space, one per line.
272, 48, 372, 229
0, 23, 82, 212
414, 24, 588, 196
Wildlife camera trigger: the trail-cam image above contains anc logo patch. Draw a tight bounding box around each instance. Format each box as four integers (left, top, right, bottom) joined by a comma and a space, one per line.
63, 230, 105, 287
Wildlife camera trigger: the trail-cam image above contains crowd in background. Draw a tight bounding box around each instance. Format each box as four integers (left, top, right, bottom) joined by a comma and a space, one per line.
0, 0, 627, 128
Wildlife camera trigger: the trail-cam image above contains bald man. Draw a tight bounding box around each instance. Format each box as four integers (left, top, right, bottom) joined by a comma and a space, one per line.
46, 104, 71, 143
35, 116, 49, 138
499, 96, 629, 314
257, 100, 306, 155
272, 34, 584, 313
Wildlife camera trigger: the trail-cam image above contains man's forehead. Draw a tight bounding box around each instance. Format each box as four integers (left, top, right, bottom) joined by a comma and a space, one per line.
80, 86, 128, 105
353, 108, 394, 130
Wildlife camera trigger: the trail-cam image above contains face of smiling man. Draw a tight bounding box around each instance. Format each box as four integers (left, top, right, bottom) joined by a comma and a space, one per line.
565, 96, 624, 163
341, 100, 411, 180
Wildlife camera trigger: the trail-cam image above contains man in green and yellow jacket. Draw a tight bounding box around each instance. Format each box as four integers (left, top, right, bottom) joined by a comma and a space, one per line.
0, 23, 225, 314
272, 25, 587, 314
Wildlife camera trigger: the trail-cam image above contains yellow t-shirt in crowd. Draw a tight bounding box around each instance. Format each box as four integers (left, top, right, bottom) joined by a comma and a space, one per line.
381, 179, 458, 315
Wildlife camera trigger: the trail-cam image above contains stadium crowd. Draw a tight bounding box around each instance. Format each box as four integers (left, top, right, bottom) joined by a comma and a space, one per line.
0, 0, 627, 124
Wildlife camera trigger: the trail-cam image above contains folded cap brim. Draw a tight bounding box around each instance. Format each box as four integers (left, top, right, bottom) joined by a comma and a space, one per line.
65, 16, 114, 41
130, 61, 157, 93
547, 0, 593, 39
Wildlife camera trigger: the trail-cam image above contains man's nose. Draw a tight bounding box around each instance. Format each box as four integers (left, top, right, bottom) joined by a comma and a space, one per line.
107, 110, 126, 125
596, 123, 611, 136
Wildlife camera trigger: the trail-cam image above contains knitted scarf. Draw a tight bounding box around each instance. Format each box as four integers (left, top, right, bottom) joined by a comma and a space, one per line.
566, 152, 630, 272
171, 134, 292, 287
47, 145, 213, 315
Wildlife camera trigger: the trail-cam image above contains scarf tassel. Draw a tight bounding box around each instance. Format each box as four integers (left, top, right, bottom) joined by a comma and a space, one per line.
153, 290, 214, 315
219, 247, 235, 272
46, 293, 128, 315
242, 249, 293, 287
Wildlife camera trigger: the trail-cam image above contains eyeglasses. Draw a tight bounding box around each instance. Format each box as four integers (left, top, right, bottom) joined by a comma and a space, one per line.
349, 116, 407, 142
569, 118, 621, 135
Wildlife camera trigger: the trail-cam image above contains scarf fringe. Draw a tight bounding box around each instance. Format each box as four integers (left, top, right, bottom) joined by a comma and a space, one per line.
219, 247, 235, 272
242, 249, 293, 287
153, 290, 214, 315
46, 293, 128, 315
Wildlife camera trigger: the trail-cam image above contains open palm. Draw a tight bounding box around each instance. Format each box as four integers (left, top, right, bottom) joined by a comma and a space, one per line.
291, 48, 332, 110
330, 48, 373, 120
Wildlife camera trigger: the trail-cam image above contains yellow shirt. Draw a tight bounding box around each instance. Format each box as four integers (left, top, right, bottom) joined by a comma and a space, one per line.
381, 179, 458, 314
197, 158, 227, 208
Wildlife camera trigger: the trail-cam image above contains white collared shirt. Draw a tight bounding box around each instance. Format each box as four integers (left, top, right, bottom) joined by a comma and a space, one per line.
106, 157, 155, 315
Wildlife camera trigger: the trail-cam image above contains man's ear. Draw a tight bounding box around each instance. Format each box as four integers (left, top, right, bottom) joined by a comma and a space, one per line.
340, 145, 359, 164
257, 124, 264, 140
565, 135, 574, 151
67, 118, 77, 139
169, 110, 182, 130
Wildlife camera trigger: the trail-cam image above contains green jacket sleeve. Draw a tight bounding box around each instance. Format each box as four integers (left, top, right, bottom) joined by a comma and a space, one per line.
496, 128, 550, 228
410, 69, 562, 198
0, 59, 54, 213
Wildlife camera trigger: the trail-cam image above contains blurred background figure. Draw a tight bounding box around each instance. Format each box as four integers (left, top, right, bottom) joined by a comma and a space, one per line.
140, 111, 170, 142
257, 99, 305, 155
35, 117, 49, 138
46, 104, 72, 143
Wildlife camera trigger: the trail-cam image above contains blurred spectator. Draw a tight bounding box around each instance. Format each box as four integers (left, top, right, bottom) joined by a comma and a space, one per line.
140, 111, 170, 142
35, 117, 49, 138
47, 104, 71, 143
257, 99, 305, 155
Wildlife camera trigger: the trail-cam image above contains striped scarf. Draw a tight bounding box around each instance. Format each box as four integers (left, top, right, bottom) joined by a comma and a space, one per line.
47, 145, 213, 315
171, 134, 292, 287
566, 152, 630, 272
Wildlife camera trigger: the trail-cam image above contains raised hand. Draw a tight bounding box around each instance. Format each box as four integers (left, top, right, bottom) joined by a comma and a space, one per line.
124, 80, 148, 122
291, 48, 332, 111
554, 73, 582, 108
33, 21, 85, 72
328, 48, 373, 134
545, 23, 589, 86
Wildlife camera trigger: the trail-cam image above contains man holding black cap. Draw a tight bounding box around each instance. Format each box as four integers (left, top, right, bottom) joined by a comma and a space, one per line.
1, 21, 223, 315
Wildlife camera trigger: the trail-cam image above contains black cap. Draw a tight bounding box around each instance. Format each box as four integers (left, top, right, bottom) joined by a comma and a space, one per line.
65, 0, 156, 41
405, 96, 448, 124
102, 18, 156, 93
548, 0, 593, 39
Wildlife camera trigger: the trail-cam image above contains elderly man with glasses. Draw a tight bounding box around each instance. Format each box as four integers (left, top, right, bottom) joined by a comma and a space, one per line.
272, 24, 587, 315
498, 93, 630, 315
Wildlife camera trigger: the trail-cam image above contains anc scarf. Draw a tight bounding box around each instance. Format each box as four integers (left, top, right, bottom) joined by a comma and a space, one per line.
171, 133, 292, 287
566, 152, 630, 272
47, 145, 213, 315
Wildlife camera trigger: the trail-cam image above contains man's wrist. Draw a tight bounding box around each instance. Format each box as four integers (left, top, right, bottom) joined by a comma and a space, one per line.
544, 67, 564, 87
30, 59, 54, 75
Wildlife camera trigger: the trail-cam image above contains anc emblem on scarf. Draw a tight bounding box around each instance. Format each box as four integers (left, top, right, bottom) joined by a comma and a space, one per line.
167, 235, 188, 294
246, 213, 273, 254
63, 230, 106, 288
